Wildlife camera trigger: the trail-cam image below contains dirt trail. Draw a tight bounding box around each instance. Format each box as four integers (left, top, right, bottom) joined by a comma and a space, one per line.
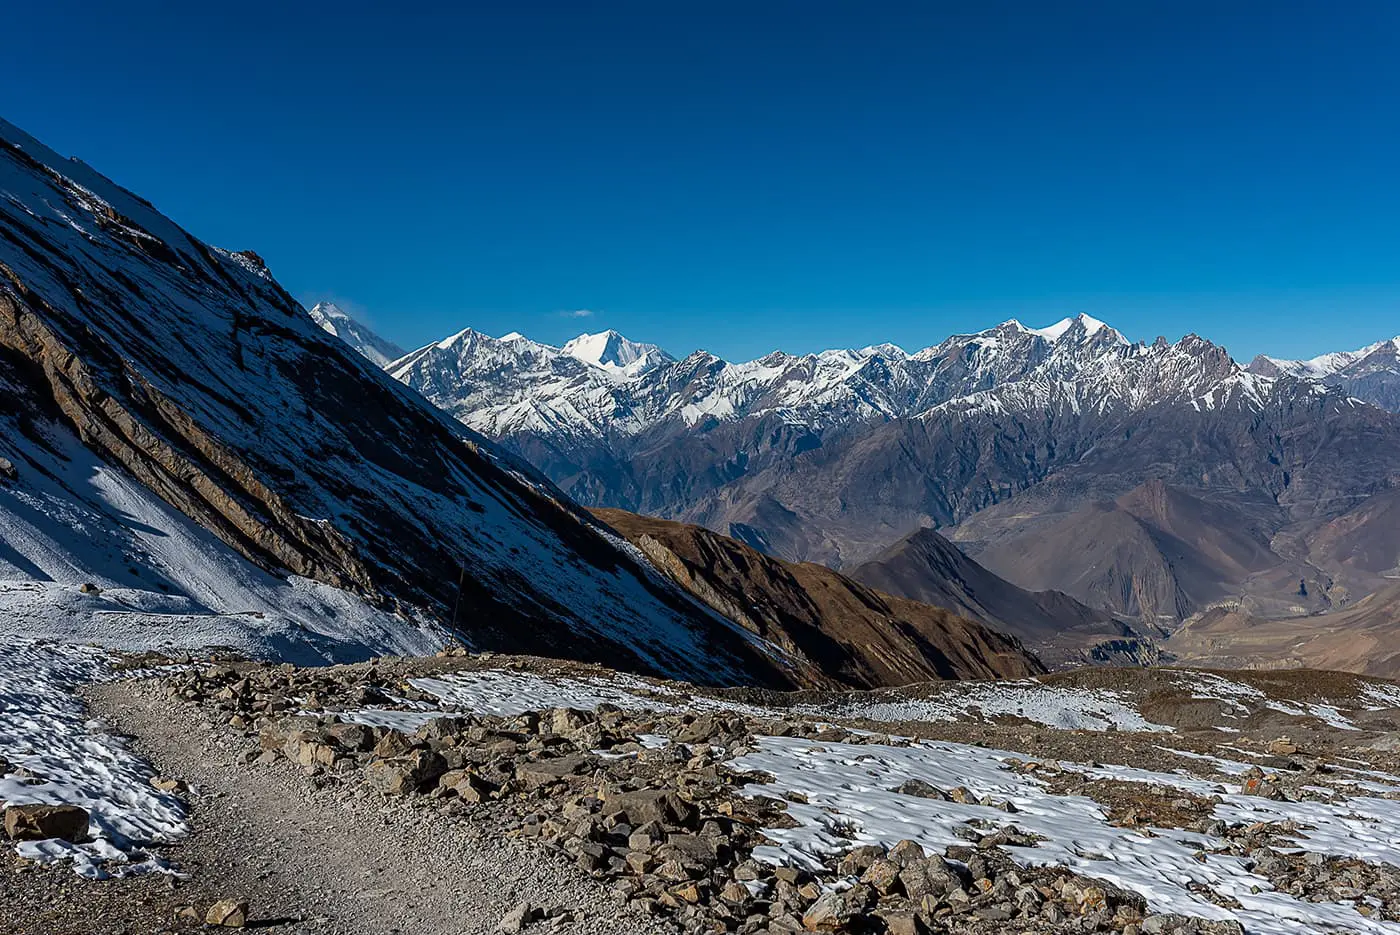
79, 680, 671, 935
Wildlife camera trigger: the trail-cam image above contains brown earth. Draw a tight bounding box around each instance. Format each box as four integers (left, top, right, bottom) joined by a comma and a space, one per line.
1168, 590, 1400, 678
592, 508, 1044, 688
846, 526, 1149, 668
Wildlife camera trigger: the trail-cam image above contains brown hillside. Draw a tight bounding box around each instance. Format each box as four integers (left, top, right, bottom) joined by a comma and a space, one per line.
592, 508, 1044, 689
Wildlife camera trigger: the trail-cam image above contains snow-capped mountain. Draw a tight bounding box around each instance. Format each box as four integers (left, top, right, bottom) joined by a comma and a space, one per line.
1249, 337, 1400, 412
561, 329, 673, 377
308, 301, 406, 367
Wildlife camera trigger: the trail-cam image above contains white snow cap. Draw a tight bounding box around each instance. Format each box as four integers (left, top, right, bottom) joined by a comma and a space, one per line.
1261, 336, 1400, 378
1026, 312, 1118, 342
562, 329, 672, 377
310, 301, 350, 321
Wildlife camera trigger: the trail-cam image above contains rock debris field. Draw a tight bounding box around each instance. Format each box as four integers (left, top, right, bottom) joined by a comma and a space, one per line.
7, 645, 1400, 934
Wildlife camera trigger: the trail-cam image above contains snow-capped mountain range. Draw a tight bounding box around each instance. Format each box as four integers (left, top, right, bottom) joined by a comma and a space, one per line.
321, 306, 1400, 628
364, 312, 1344, 447
1248, 337, 1400, 412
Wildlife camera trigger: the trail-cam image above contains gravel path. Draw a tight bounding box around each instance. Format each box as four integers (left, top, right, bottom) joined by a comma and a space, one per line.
80, 679, 673, 935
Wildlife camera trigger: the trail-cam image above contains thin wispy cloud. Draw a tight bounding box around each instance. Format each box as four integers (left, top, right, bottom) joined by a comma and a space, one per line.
559, 309, 595, 319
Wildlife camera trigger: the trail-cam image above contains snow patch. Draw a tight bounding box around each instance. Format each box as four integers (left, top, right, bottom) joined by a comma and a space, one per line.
807, 681, 1171, 733
0, 641, 186, 878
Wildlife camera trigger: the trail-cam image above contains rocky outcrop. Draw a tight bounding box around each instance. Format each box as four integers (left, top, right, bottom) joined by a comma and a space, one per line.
593, 509, 1044, 686
3, 803, 89, 842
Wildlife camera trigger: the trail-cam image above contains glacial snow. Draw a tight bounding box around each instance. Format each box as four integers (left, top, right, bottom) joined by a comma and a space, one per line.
0, 409, 444, 664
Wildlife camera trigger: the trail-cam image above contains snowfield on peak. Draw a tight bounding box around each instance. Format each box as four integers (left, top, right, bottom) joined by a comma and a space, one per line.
342, 303, 1360, 454
367, 307, 1221, 443
308, 302, 406, 368
1249, 337, 1400, 413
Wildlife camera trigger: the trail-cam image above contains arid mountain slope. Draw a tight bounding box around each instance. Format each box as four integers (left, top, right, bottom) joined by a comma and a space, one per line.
846, 527, 1145, 667
953, 481, 1292, 622
593, 509, 1044, 687
0, 117, 783, 685
1168, 583, 1400, 678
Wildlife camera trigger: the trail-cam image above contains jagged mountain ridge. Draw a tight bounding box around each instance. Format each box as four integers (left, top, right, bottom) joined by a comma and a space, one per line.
385, 312, 1141, 442
0, 116, 792, 685
1249, 337, 1400, 412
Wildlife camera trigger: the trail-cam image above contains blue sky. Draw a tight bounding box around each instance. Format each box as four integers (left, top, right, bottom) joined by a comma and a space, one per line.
6, 1, 1400, 361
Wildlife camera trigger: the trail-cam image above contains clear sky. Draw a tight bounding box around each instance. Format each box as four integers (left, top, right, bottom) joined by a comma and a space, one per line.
6, 1, 1400, 362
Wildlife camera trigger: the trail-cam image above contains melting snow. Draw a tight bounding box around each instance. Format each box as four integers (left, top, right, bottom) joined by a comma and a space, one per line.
732, 736, 1400, 935
0, 642, 186, 878
394, 668, 1400, 933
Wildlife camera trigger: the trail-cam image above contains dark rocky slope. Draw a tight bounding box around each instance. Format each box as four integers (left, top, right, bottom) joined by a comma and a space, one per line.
0, 117, 782, 685
847, 527, 1149, 667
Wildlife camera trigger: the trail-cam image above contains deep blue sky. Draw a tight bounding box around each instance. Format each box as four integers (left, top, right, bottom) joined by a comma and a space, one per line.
7, 1, 1400, 361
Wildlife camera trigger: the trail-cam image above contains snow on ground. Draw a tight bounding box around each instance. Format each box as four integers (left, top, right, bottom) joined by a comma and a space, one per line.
1174, 672, 1361, 730
402, 669, 775, 722
731, 737, 1400, 935
395, 669, 1400, 935
807, 680, 1171, 732
0, 641, 186, 878
0, 414, 443, 876
0, 415, 445, 665
1362, 684, 1400, 711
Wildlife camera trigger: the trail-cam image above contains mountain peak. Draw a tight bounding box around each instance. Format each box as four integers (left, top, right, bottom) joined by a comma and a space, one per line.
307, 303, 406, 367
1026, 312, 1121, 343
562, 329, 672, 377
309, 301, 349, 322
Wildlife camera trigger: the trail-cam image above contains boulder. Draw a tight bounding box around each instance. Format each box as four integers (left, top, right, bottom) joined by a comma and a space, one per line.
205, 899, 249, 928
438, 770, 493, 802
364, 749, 446, 795
283, 731, 339, 769
601, 789, 698, 828
3, 804, 89, 842
547, 707, 596, 738
324, 722, 375, 752
515, 753, 592, 790
497, 901, 536, 933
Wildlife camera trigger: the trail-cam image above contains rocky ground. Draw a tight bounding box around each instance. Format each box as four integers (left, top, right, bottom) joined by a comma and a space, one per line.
7, 653, 1400, 934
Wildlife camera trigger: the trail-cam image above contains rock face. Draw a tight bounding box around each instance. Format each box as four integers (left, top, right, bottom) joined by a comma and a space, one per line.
592, 509, 1044, 686
0, 117, 786, 686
